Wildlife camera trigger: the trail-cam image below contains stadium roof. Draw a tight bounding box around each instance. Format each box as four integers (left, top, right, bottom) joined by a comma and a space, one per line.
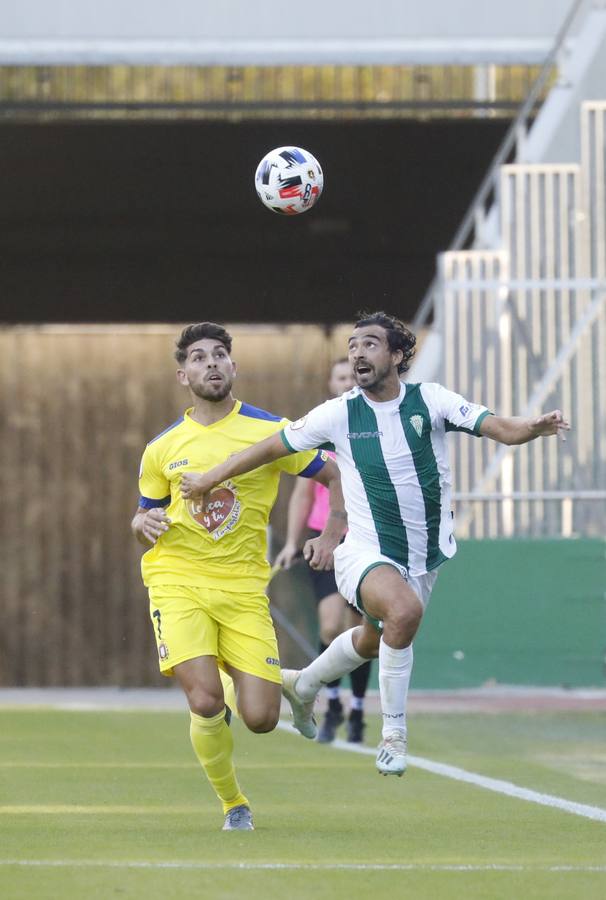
0, 0, 578, 65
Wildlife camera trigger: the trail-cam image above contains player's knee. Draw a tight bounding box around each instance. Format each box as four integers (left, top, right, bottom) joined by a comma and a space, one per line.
384, 600, 422, 639
242, 707, 279, 733
186, 687, 224, 719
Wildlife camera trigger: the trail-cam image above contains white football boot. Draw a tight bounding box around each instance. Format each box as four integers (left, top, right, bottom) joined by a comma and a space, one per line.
222, 804, 254, 831
281, 669, 318, 739
376, 730, 407, 776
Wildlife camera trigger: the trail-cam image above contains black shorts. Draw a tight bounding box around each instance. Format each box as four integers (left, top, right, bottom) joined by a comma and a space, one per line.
307, 530, 360, 618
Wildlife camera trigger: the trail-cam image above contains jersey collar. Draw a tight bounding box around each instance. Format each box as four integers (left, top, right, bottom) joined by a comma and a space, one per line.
360, 381, 406, 410
184, 399, 242, 430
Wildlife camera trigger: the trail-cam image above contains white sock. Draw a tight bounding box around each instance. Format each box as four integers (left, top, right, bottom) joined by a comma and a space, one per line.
379, 638, 413, 740
296, 629, 367, 700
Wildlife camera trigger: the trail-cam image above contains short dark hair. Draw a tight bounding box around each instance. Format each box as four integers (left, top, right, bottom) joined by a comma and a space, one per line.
174, 322, 233, 364
354, 311, 416, 374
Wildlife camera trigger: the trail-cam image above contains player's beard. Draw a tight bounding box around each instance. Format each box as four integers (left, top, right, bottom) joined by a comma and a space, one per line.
190, 377, 233, 402
354, 361, 391, 392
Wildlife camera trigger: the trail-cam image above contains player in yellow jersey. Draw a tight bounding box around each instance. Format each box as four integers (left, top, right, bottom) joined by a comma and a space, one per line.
131, 322, 345, 831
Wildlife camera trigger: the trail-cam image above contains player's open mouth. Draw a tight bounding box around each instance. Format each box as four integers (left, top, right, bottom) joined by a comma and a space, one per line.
355, 365, 372, 375
207, 374, 223, 382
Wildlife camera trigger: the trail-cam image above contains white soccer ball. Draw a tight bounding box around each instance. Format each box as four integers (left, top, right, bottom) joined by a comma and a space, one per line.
254, 146, 324, 215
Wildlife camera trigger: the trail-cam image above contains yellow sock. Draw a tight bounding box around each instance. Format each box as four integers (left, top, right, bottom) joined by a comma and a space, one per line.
189, 710, 249, 815
219, 669, 239, 719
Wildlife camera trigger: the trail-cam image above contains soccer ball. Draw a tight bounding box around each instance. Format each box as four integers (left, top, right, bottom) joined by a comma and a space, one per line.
254, 146, 323, 215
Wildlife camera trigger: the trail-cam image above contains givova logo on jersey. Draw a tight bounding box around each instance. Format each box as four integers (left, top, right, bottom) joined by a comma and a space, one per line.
187, 479, 242, 541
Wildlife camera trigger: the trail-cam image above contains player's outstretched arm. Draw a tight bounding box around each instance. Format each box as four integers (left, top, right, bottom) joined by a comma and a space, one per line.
131, 506, 171, 546
480, 409, 570, 445
180, 431, 289, 503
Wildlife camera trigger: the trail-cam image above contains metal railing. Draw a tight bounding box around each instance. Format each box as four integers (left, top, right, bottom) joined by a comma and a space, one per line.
438, 260, 605, 538
413, 0, 587, 328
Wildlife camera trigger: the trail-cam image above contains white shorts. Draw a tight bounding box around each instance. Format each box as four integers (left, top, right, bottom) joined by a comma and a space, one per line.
333, 538, 439, 626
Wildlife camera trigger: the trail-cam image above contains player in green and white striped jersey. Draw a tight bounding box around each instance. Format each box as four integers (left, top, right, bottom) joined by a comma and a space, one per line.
180, 311, 570, 778
282, 373, 491, 580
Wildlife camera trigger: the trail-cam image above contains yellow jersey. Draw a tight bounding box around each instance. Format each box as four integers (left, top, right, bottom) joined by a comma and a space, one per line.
138, 401, 325, 592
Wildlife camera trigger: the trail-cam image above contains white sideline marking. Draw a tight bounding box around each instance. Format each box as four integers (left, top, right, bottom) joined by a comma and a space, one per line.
276, 722, 606, 824
0, 860, 605, 873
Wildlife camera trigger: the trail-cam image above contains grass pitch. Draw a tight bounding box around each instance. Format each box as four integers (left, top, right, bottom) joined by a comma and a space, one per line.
0, 707, 605, 899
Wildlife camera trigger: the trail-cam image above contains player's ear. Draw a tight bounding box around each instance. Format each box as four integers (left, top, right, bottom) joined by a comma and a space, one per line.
392, 349, 404, 369
231, 360, 237, 379
176, 368, 188, 386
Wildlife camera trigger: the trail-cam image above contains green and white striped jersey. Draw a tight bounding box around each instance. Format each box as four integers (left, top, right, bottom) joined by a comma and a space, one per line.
281, 382, 491, 577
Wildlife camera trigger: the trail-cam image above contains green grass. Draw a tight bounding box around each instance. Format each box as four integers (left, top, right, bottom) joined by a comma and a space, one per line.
0, 709, 605, 899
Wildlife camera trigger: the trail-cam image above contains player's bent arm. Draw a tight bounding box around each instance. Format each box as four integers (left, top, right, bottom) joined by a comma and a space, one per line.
304, 458, 347, 570
180, 431, 289, 501
310, 458, 347, 538
275, 478, 315, 568
480, 409, 570, 445
286, 477, 316, 543
131, 506, 171, 546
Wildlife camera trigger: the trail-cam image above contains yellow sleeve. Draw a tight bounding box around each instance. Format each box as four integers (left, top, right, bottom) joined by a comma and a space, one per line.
138, 443, 171, 509
274, 447, 328, 478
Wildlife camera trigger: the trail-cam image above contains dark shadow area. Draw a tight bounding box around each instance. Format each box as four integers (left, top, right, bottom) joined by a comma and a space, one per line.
0, 118, 509, 323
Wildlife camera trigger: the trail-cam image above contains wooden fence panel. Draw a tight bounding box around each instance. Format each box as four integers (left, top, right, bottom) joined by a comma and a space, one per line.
0, 324, 348, 686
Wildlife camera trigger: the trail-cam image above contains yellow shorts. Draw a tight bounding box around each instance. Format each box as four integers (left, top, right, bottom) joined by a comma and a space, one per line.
148, 584, 282, 684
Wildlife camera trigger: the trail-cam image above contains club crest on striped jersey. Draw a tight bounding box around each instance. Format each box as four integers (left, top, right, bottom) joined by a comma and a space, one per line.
410, 415, 424, 438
